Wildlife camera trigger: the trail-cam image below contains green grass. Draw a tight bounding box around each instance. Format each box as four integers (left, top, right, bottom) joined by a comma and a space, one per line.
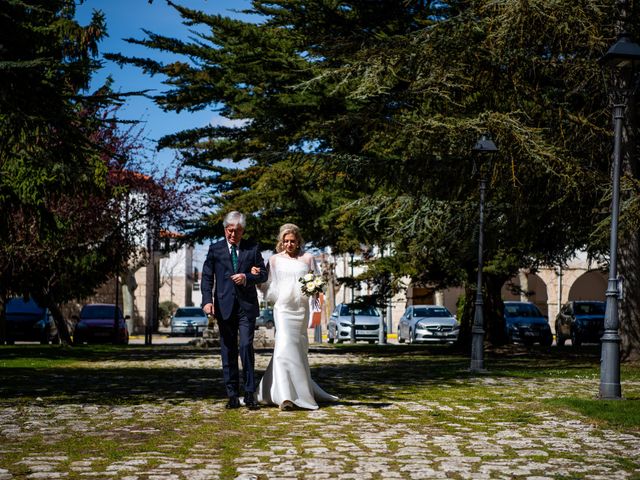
547, 397, 640, 430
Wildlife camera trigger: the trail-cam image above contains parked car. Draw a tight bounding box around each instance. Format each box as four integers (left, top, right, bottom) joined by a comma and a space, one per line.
5, 297, 58, 344
555, 300, 605, 347
397, 305, 459, 345
327, 303, 386, 344
73, 304, 129, 345
255, 307, 274, 329
503, 301, 553, 346
170, 306, 208, 336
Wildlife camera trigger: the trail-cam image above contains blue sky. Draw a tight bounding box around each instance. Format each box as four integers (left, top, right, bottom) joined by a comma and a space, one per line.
76, 0, 252, 171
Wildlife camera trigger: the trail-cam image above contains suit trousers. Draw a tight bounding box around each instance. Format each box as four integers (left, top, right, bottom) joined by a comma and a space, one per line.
218, 301, 256, 398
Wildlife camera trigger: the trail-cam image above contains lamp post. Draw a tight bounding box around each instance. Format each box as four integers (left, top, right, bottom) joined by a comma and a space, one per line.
350, 251, 356, 343
469, 133, 498, 373
598, 32, 640, 399
378, 246, 387, 345
113, 274, 120, 345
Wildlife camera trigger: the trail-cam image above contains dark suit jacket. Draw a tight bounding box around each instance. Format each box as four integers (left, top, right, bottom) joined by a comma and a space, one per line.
200, 238, 268, 320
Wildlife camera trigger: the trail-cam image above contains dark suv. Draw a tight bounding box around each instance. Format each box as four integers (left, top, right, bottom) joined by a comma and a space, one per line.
555, 300, 605, 347
503, 301, 553, 347
5, 297, 58, 344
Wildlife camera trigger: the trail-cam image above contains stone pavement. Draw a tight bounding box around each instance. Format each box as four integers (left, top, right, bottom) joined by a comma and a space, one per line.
1, 347, 639, 479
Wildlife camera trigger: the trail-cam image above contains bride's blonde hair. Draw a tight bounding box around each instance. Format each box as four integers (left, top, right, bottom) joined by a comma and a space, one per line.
276, 223, 304, 253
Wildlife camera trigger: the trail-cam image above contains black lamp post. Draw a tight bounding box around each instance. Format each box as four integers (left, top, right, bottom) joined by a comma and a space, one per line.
113, 274, 120, 344
470, 133, 498, 373
350, 251, 356, 343
378, 246, 387, 345
598, 32, 640, 399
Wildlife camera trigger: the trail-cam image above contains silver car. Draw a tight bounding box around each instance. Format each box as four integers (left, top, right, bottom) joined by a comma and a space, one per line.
327, 303, 386, 344
170, 307, 208, 336
256, 307, 275, 329
397, 305, 459, 344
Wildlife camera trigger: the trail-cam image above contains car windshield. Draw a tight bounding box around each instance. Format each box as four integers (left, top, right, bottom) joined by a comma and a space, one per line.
574, 302, 605, 315
339, 305, 379, 316
81, 306, 120, 319
413, 307, 451, 318
504, 303, 542, 318
175, 308, 205, 317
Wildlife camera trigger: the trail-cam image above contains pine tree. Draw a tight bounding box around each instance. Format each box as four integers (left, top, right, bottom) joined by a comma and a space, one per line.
109, 0, 640, 355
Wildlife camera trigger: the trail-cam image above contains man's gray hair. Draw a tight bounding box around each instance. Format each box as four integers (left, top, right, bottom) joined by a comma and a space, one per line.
223, 211, 246, 228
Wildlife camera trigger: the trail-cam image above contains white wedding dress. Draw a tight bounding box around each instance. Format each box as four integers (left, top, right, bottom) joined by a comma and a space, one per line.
256, 252, 338, 409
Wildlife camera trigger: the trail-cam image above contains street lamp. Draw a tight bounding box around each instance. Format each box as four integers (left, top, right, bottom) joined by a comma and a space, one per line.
598, 32, 640, 399
350, 251, 356, 343
470, 133, 498, 373
379, 245, 387, 345
113, 274, 120, 345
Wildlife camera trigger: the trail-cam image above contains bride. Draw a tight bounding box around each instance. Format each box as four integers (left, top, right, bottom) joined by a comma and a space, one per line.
254, 223, 338, 410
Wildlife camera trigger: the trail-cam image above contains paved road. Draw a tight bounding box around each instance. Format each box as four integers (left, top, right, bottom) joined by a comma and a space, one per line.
1, 343, 639, 479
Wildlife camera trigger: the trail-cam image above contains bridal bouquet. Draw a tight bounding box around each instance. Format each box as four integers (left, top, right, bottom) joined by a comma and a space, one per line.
299, 272, 324, 296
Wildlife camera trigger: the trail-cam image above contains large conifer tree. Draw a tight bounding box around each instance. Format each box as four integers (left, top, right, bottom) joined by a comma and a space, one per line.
110, 0, 640, 355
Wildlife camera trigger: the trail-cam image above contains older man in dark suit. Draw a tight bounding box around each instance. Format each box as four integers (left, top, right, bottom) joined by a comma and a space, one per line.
201, 211, 268, 410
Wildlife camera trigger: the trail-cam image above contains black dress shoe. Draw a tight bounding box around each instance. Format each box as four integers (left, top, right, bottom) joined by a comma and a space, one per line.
225, 396, 240, 409
244, 394, 260, 410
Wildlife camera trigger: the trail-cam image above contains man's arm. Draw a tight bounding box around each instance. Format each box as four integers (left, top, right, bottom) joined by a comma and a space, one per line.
244, 246, 268, 285
201, 245, 216, 314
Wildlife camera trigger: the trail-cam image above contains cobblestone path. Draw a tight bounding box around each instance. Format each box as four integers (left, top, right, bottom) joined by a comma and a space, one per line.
1, 348, 639, 479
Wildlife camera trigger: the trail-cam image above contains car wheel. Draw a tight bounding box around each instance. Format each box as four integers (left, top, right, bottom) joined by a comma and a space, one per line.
73, 336, 83, 346
266, 321, 274, 329
541, 332, 553, 347
571, 329, 581, 347
336, 338, 343, 344
398, 330, 404, 343
407, 329, 414, 344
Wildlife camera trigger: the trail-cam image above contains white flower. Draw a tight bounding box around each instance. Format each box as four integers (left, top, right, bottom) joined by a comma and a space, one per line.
299, 273, 324, 296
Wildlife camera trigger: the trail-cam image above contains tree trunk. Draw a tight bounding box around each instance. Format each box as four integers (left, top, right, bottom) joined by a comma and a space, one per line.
485, 274, 508, 346
48, 300, 72, 346
619, 231, 640, 361
455, 284, 475, 352
33, 292, 72, 346
0, 294, 6, 344
618, 91, 640, 361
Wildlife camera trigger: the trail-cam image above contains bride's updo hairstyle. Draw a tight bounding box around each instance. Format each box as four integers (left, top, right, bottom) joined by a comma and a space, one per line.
276, 223, 304, 254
